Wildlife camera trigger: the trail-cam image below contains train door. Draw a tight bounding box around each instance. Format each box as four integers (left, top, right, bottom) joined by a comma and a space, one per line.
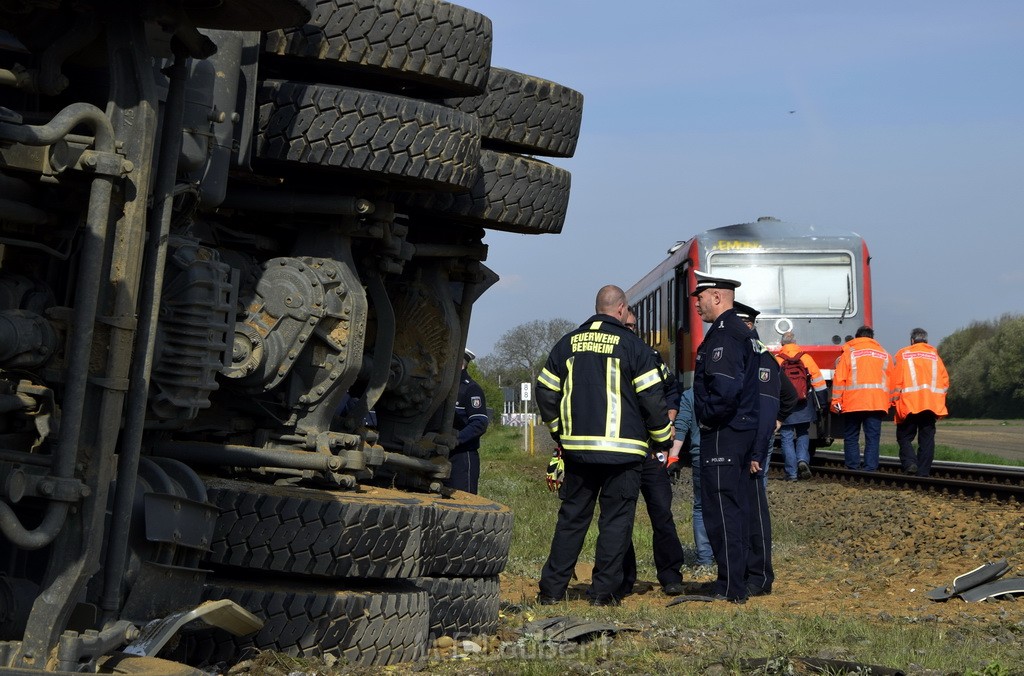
675, 262, 693, 388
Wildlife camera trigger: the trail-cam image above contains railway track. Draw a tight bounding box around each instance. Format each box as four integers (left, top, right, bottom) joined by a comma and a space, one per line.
782, 450, 1024, 502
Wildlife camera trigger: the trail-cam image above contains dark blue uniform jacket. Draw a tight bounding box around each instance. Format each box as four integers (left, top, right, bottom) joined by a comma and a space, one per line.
454, 370, 488, 452
693, 308, 760, 432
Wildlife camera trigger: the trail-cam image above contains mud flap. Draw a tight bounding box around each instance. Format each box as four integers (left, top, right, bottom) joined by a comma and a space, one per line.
520, 616, 633, 643
666, 594, 717, 606
122, 599, 262, 657
957, 578, 1024, 603
925, 559, 1011, 601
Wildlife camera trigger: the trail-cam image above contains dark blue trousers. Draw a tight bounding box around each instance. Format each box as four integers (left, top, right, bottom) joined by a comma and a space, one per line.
539, 459, 642, 601
897, 411, 938, 476
621, 453, 685, 592
701, 427, 755, 600
745, 467, 773, 594
446, 449, 479, 494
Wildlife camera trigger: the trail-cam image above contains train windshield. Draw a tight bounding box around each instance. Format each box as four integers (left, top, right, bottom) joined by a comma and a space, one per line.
708, 251, 855, 316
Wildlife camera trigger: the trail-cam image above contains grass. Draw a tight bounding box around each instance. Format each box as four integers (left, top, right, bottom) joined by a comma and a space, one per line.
474, 424, 1024, 675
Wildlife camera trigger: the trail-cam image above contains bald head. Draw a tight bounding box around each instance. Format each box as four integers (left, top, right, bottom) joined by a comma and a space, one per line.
781, 331, 796, 345
595, 285, 628, 321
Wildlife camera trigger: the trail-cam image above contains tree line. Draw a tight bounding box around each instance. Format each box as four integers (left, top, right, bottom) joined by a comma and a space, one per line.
473, 314, 1024, 421
938, 313, 1024, 419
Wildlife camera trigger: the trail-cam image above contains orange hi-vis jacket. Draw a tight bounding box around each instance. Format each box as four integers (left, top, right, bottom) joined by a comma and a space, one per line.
775, 343, 828, 394
891, 342, 949, 423
831, 337, 894, 413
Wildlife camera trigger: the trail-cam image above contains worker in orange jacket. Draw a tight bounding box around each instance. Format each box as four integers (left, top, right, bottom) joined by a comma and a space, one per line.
775, 331, 829, 480
831, 326, 893, 471
892, 328, 949, 477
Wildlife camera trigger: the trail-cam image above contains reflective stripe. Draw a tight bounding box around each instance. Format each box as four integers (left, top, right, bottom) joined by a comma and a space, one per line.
560, 435, 649, 456
560, 357, 575, 437
844, 383, 889, 391
538, 367, 560, 391
633, 368, 662, 392
605, 358, 621, 438
649, 422, 673, 442
901, 384, 948, 394
545, 417, 560, 433
904, 352, 941, 394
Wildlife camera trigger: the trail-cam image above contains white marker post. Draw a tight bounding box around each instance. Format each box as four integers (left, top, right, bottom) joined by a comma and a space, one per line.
520, 382, 531, 454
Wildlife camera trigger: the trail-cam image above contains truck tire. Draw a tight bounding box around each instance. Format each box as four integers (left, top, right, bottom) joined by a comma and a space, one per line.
195, 580, 428, 666
422, 491, 513, 577
263, 0, 492, 96
412, 576, 500, 639
255, 80, 481, 190
396, 149, 571, 234
204, 478, 431, 579
445, 67, 584, 158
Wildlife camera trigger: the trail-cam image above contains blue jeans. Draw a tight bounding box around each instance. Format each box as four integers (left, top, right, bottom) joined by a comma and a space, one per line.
842, 411, 883, 471
690, 447, 714, 566
780, 423, 811, 479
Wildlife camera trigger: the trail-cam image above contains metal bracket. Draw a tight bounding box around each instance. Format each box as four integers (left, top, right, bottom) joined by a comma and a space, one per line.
122, 599, 263, 657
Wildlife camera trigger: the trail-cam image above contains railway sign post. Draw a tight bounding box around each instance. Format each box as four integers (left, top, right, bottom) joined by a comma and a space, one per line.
520, 382, 531, 453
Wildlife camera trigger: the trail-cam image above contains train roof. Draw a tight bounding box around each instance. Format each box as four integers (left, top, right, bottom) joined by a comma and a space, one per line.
674, 217, 864, 251
629, 217, 866, 300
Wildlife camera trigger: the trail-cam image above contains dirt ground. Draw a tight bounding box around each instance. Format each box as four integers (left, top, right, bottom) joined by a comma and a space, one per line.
500, 477, 1024, 623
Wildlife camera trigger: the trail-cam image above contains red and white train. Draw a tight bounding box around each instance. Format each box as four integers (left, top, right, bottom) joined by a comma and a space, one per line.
626, 216, 873, 446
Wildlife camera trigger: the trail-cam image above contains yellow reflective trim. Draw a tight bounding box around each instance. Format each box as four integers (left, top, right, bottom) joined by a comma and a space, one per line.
649, 422, 673, 443
605, 358, 621, 438
538, 368, 560, 391
561, 356, 575, 437
560, 435, 649, 457
633, 368, 661, 392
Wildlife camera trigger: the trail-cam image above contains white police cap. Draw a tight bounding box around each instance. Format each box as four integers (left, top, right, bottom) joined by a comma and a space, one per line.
690, 270, 742, 296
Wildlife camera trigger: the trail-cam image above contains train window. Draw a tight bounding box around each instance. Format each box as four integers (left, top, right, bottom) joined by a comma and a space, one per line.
666, 284, 674, 343
709, 251, 855, 316
654, 288, 661, 345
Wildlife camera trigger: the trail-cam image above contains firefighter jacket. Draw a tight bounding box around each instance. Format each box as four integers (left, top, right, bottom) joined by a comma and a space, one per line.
892, 342, 949, 423
693, 308, 760, 432
831, 337, 893, 413
536, 314, 673, 464
652, 348, 679, 416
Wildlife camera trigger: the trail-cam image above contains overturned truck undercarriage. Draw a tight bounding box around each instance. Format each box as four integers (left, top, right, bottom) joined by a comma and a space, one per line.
0, 0, 582, 671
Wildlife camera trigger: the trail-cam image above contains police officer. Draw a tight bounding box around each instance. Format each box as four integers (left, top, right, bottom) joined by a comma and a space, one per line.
619, 311, 686, 597
691, 272, 759, 603
733, 301, 797, 598
536, 285, 673, 606
446, 348, 489, 494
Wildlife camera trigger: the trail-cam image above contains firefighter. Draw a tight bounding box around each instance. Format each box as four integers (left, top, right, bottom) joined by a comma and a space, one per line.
446, 348, 489, 494
831, 326, 894, 472
691, 271, 760, 603
892, 328, 949, 477
536, 285, 673, 606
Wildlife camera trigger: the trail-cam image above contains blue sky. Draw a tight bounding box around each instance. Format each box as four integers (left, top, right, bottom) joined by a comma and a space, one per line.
464, 1, 1024, 357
